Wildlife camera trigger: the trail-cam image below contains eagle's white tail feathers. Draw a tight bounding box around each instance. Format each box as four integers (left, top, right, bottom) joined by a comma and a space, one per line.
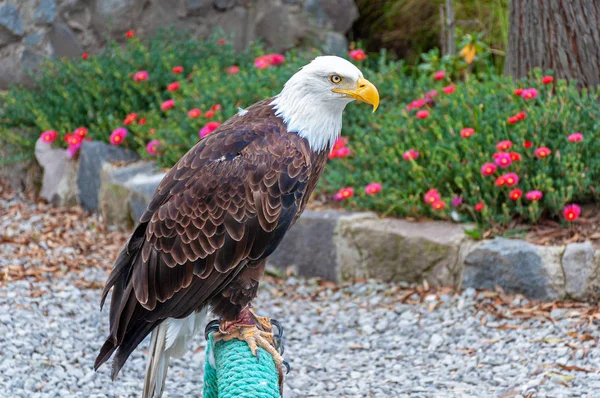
142, 309, 208, 398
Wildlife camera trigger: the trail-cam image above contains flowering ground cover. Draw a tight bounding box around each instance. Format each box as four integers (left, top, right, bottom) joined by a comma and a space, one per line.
2, 30, 599, 234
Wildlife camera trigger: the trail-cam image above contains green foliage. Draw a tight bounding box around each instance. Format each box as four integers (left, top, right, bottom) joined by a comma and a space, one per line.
1, 31, 598, 231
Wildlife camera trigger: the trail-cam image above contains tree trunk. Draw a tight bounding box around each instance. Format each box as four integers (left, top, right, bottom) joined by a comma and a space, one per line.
505, 0, 600, 89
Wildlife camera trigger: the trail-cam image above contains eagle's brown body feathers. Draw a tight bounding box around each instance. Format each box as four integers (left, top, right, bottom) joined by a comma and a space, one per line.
95, 99, 328, 377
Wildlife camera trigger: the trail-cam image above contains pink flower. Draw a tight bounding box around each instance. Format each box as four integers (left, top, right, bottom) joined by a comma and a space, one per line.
199, 121, 221, 138
568, 133, 583, 142
334, 187, 354, 200
542, 76, 554, 84
172, 66, 184, 74
167, 82, 180, 92
502, 173, 519, 186
509, 189, 522, 201
267, 54, 286, 65
563, 204, 581, 221
212, 104, 222, 112
406, 98, 426, 111
415, 110, 430, 119
474, 202, 485, 211
403, 149, 419, 161
481, 162, 497, 176
348, 49, 366, 61
525, 190, 543, 201
188, 108, 201, 118
226, 65, 240, 75
431, 200, 446, 210
425, 90, 438, 99
424, 189, 440, 205
109, 127, 127, 145
254, 55, 270, 69
443, 85, 456, 94
364, 183, 382, 195
494, 153, 512, 168
161, 99, 175, 111
333, 137, 348, 150
329, 147, 351, 159
133, 71, 148, 82
521, 88, 538, 100
496, 140, 513, 151
535, 147, 551, 158
434, 70, 445, 81
40, 130, 58, 143
460, 128, 474, 138
451, 196, 463, 207
254, 53, 286, 69
146, 139, 160, 155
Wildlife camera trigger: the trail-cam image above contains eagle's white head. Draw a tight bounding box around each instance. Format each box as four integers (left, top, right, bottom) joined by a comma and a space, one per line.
271, 56, 379, 152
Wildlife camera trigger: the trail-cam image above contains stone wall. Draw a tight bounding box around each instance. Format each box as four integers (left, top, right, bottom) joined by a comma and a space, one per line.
0, 0, 358, 88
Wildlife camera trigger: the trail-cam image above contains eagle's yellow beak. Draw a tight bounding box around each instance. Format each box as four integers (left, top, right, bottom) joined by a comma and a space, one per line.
332, 77, 379, 112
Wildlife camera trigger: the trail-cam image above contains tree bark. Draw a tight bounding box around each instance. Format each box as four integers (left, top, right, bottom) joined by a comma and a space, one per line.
505, 0, 600, 89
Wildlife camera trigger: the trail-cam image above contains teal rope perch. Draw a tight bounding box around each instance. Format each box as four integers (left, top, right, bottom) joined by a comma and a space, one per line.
203, 333, 280, 398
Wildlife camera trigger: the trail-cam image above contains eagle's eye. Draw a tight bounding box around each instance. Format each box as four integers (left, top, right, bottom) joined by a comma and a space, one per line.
329, 74, 342, 84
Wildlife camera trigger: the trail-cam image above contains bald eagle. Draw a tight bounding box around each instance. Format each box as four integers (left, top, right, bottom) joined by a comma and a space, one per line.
95, 56, 379, 397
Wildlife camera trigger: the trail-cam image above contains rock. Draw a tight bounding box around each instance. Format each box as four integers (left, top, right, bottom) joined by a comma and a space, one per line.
99, 162, 165, 228
324, 31, 348, 56
34, 139, 79, 206
562, 242, 600, 300
255, 4, 307, 50
463, 238, 565, 300
0, 157, 42, 193
337, 218, 469, 286
49, 24, 81, 58
34, 0, 56, 25
77, 141, 139, 211
0, 3, 24, 47
268, 210, 376, 281
91, 0, 145, 35
303, 0, 358, 32
213, 0, 235, 11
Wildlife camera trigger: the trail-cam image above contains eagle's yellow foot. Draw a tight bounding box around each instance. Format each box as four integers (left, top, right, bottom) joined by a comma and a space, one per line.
204, 308, 289, 377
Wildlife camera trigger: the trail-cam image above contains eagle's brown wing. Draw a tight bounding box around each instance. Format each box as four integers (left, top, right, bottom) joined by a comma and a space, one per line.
95, 109, 315, 378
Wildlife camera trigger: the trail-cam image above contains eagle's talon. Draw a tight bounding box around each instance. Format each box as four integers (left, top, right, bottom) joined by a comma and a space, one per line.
283, 360, 291, 374
204, 319, 221, 340
270, 319, 284, 340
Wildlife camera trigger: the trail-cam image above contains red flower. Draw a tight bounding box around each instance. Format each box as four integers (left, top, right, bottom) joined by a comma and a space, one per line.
211, 104, 222, 112
568, 132, 583, 142
406, 98, 426, 111
336, 147, 351, 158
109, 127, 127, 145
525, 190, 543, 201
167, 82, 180, 92
82, 52, 89, 60
226, 65, 240, 75
521, 88, 538, 100
267, 54, 286, 65
149, 128, 156, 135
509, 189, 522, 201
415, 110, 430, 119
510, 152, 522, 161
502, 172, 519, 186
348, 49, 366, 61
563, 204, 581, 221
433, 70, 445, 81
217, 38, 227, 45
523, 141, 533, 149
460, 128, 475, 138
496, 140, 513, 151
513, 88, 524, 96
254, 53, 286, 69
123, 113, 138, 125
334, 187, 354, 201
474, 202, 485, 211
204, 110, 215, 118
443, 85, 456, 94
424, 189, 440, 205
542, 75, 554, 84
199, 121, 221, 138
138, 118, 146, 125
161, 99, 175, 111
364, 183, 382, 195
125, 30, 135, 38
535, 147, 551, 158
40, 130, 58, 143
403, 149, 419, 161
133, 71, 148, 82
66, 134, 82, 146
146, 139, 160, 155
333, 137, 348, 150
507, 116, 518, 124
481, 162, 497, 176
494, 153, 512, 168
74, 127, 88, 138
495, 176, 506, 187
172, 66, 184, 74
254, 55, 270, 70
188, 108, 201, 118
516, 111, 527, 120
431, 200, 446, 210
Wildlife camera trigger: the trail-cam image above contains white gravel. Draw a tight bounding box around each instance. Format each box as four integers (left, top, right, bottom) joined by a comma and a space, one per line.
1, 273, 600, 398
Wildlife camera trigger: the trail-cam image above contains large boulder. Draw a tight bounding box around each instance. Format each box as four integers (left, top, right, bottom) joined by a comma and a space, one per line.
562, 242, 600, 301
34, 139, 79, 206
77, 141, 139, 211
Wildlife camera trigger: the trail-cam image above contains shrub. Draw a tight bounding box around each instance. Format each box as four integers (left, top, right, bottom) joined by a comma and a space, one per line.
1, 30, 598, 232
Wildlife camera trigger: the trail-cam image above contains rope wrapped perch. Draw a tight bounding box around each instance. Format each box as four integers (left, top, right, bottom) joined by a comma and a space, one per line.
204, 333, 280, 398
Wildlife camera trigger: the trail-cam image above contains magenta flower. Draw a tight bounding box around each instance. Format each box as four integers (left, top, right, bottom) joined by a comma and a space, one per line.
133, 71, 148, 82
109, 127, 127, 145
563, 204, 581, 221
521, 88, 538, 100
424, 189, 440, 205
525, 190, 543, 201
146, 139, 160, 155
364, 183, 382, 195
434, 70, 445, 81
494, 153, 512, 168
481, 162, 497, 176
451, 196, 463, 207
40, 130, 58, 143
568, 133, 583, 142
199, 121, 221, 138
161, 99, 175, 111
403, 149, 419, 161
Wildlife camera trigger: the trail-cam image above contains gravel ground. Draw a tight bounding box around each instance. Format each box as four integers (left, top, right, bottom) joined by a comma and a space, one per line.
2, 189, 600, 398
